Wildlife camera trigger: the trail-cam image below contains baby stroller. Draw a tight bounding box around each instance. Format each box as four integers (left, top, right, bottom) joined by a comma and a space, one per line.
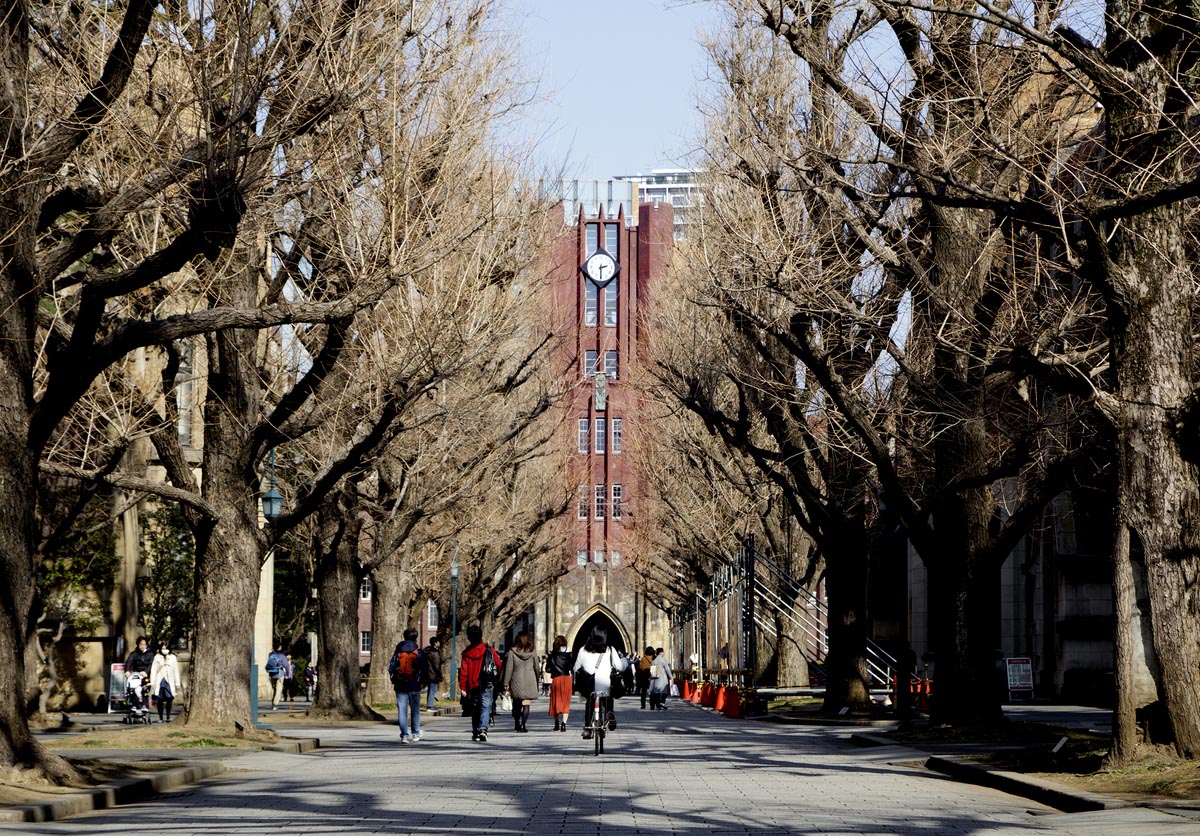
124, 671, 153, 724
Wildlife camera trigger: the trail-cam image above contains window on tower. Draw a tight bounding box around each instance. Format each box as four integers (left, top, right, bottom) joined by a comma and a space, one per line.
604, 351, 618, 379
584, 281, 598, 326
604, 282, 618, 326
578, 419, 589, 453
594, 418, 606, 453
595, 484, 607, 519
611, 418, 623, 452
583, 350, 599, 377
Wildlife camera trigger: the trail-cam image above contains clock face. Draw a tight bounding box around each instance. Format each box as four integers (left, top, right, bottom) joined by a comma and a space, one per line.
582, 249, 619, 287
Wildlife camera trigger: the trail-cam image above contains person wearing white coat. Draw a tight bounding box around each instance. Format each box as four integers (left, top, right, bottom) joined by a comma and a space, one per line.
648, 648, 673, 710
572, 626, 629, 740
150, 642, 182, 722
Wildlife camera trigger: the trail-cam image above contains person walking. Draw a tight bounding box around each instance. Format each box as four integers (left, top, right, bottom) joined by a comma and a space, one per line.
265, 642, 289, 710
282, 653, 296, 702
389, 628, 426, 743
572, 625, 629, 739
636, 645, 655, 709
545, 635, 574, 732
459, 625, 501, 742
423, 636, 444, 711
149, 642, 182, 722
500, 631, 540, 732
648, 647, 673, 710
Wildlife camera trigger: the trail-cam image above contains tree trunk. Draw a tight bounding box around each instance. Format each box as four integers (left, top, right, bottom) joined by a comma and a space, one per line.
927, 419, 1005, 727
1109, 203, 1200, 757
820, 532, 871, 713
365, 557, 415, 706
184, 507, 261, 726
183, 291, 263, 728
773, 609, 811, 688
310, 492, 378, 720
1107, 521, 1139, 765
0, 9, 74, 777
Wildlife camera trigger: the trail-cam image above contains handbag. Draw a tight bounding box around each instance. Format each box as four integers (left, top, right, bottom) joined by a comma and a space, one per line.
479, 644, 499, 686
609, 650, 633, 700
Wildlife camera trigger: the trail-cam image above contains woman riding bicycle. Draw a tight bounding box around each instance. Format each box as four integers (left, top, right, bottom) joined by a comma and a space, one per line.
572, 626, 629, 740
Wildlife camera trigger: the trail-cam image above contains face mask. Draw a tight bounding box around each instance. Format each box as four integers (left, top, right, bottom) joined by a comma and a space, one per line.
161, 649, 168, 656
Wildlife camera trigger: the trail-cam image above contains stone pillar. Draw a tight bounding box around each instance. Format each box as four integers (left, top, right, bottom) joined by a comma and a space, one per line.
254, 551, 274, 699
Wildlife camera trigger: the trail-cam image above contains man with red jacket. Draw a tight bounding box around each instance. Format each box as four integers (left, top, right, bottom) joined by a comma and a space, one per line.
459, 624, 501, 742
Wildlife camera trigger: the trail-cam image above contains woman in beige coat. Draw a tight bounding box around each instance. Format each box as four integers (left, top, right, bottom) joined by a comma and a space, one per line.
500, 631, 541, 732
149, 642, 182, 722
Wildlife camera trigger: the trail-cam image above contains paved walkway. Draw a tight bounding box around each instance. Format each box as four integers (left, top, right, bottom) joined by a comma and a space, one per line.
8, 700, 1200, 835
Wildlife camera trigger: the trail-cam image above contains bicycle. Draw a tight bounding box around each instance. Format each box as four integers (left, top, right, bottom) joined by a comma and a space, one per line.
586, 689, 610, 756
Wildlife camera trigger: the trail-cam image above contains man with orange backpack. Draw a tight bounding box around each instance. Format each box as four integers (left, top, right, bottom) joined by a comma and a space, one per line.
389, 628, 426, 743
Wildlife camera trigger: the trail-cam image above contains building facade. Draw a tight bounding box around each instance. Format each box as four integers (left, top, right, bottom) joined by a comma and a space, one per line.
521, 189, 676, 656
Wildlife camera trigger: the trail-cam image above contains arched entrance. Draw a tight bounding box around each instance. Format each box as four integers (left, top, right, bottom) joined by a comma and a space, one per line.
569, 604, 630, 655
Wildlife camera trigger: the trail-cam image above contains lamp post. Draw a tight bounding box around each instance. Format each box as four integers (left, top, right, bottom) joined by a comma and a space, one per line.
449, 544, 459, 697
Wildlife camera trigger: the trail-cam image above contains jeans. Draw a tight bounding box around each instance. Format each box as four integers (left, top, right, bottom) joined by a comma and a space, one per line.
396, 690, 421, 738
470, 686, 494, 733
426, 681, 439, 710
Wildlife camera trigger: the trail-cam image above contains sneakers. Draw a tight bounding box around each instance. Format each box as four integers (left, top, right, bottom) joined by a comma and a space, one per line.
477, 729, 488, 742
607, 711, 617, 731
399, 736, 410, 744
471, 731, 480, 741
411, 733, 421, 742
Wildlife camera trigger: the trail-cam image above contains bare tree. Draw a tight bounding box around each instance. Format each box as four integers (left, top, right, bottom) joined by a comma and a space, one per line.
670, 4, 1104, 723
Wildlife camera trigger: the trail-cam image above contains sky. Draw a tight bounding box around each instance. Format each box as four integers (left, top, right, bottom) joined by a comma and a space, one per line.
511, 0, 721, 180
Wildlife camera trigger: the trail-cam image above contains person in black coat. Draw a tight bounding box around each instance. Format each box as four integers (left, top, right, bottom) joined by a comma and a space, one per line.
124, 636, 154, 675
545, 635, 575, 731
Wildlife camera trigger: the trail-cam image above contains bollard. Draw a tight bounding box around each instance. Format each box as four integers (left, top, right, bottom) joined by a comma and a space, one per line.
724, 686, 741, 718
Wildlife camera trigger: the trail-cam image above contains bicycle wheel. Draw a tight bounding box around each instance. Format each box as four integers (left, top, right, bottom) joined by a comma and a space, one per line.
598, 727, 605, 754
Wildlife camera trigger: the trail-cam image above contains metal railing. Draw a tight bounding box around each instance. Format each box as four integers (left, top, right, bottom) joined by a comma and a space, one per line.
670, 537, 897, 692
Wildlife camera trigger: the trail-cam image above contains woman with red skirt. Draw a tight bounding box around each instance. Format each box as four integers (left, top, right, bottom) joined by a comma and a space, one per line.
545, 634, 575, 731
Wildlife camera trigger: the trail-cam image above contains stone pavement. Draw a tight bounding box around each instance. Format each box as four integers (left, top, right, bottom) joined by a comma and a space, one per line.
5, 699, 1200, 835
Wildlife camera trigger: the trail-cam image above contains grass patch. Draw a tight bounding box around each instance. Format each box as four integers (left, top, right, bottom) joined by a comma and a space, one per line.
881, 721, 1200, 801
767, 696, 823, 712
175, 738, 230, 749
44, 723, 278, 751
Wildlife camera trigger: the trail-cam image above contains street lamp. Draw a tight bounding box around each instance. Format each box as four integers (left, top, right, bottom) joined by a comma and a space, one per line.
262, 448, 283, 520
449, 543, 459, 697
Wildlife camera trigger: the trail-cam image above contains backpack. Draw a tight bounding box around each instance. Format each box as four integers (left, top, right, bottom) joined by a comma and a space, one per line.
265, 652, 283, 677
479, 645, 499, 687
390, 647, 420, 690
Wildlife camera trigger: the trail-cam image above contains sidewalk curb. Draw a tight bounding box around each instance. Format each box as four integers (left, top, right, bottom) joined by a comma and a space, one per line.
925, 755, 1132, 812
263, 736, 321, 754
849, 732, 1132, 812
0, 736, 321, 823
0, 761, 228, 824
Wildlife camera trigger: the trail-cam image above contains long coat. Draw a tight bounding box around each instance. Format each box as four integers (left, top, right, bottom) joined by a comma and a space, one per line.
648, 654, 673, 695
501, 648, 541, 702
